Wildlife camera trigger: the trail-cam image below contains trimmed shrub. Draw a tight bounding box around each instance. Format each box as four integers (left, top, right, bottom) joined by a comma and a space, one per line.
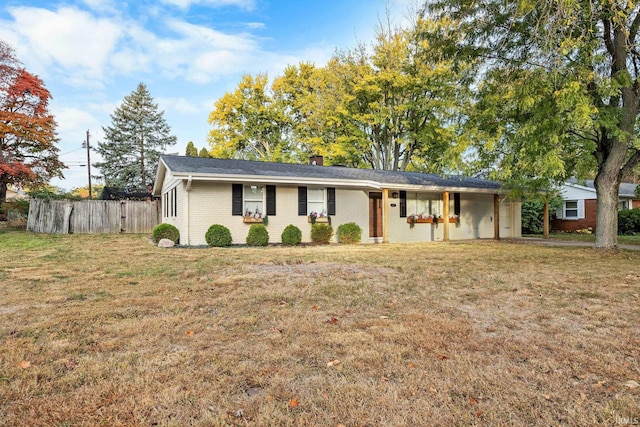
311, 223, 333, 245
281, 224, 302, 246
152, 223, 179, 243
246, 224, 269, 246
205, 224, 232, 247
337, 222, 362, 244
618, 208, 640, 235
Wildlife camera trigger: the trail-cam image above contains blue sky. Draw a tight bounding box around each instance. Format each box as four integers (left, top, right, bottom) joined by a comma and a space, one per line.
0, 0, 409, 190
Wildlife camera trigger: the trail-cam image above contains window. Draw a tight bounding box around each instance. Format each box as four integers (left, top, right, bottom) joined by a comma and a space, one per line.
298, 187, 336, 216
564, 200, 578, 218
164, 187, 177, 218
307, 188, 325, 216
619, 200, 629, 210
232, 184, 276, 217
244, 185, 264, 217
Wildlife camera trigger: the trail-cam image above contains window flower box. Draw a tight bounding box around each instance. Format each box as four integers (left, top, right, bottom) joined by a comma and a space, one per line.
308, 216, 330, 223
406, 217, 433, 224
243, 216, 263, 223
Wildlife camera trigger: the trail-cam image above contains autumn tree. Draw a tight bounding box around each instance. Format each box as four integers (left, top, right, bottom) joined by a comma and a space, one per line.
95, 83, 176, 190
0, 40, 64, 205
208, 74, 290, 162
428, 0, 640, 248
324, 16, 470, 171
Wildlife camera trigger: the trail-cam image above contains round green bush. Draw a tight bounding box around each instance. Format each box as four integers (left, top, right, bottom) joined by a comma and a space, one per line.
337, 222, 362, 244
281, 224, 302, 246
152, 223, 180, 243
246, 224, 269, 246
205, 224, 232, 247
618, 208, 640, 235
311, 223, 333, 245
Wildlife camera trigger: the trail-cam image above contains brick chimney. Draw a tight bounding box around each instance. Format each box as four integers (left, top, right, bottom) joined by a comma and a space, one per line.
309, 155, 324, 166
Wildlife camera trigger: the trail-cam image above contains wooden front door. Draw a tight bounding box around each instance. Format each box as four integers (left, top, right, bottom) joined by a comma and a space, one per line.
369, 192, 383, 238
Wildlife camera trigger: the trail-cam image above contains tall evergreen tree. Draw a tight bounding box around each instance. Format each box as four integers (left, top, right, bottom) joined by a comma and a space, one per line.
95, 83, 176, 190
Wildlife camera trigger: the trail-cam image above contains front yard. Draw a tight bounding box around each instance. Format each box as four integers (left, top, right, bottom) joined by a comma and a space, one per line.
0, 230, 638, 426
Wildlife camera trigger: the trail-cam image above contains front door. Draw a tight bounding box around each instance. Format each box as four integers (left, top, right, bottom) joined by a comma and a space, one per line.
369, 192, 383, 238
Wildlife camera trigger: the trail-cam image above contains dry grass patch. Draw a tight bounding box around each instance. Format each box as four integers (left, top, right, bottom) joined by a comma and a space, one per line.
0, 231, 639, 426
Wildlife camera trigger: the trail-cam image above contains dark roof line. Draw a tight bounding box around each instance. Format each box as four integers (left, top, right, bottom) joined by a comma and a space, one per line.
159, 155, 502, 190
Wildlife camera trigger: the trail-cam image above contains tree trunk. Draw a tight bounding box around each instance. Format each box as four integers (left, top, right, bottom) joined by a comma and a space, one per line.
0, 181, 7, 207
593, 173, 620, 249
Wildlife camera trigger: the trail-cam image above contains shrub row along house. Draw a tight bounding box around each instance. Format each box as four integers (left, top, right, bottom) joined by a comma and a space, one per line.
152, 155, 521, 245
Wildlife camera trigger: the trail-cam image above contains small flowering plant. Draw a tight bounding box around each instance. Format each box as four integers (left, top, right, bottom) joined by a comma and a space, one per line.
244, 206, 263, 219
309, 210, 329, 224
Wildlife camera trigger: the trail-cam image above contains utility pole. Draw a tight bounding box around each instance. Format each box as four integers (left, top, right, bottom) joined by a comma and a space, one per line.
82, 130, 92, 199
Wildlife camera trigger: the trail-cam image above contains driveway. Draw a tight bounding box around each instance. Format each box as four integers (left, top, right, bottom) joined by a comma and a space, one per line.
508, 237, 640, 251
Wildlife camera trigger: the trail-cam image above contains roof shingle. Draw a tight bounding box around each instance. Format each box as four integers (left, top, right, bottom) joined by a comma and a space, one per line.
160, 155, 502, 190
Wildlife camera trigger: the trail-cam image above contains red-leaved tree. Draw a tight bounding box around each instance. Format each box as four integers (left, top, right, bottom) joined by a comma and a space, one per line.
0, 40, 64, 205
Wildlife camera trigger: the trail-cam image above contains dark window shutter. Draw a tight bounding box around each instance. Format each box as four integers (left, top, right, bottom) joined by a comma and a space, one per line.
298, 187, 307, 216
266, 185, 276, 216
232, 184, 243, 216
399, 190, 407, 217
454, 192, 461, 216
327, 187, 336, 215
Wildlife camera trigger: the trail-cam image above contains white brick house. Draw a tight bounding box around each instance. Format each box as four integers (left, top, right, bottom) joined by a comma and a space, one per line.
153, 155, 521, 245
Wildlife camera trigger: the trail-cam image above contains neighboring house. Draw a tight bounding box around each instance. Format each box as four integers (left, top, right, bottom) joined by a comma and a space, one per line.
552, 179, 640, 232
153, 155, 521, 245
6, 185, 28, 200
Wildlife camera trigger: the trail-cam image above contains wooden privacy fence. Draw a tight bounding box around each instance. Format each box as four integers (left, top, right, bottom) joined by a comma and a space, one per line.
27, 199, 160, 234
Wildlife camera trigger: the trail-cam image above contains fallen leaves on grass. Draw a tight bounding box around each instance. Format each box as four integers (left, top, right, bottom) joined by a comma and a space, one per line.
185, 330, 194, 336
288, 398, 299, 408
18, 360, 30, 369
326, 359, 341, 367
326, 317, 339, 324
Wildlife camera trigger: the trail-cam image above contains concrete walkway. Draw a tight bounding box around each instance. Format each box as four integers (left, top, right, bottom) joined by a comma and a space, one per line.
507, 237, 640, 251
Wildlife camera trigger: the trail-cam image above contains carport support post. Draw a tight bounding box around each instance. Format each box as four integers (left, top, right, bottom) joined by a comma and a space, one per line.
493, 194, 500, 240
543, 197, 549, 239
443, 191, 450, 242
382, 188, 390, 243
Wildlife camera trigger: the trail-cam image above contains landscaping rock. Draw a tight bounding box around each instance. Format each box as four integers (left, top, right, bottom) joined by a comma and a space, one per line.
158, 238, 175, 248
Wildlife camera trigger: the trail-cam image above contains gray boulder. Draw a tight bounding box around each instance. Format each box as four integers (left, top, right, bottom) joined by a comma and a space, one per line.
158, 238, 175, 248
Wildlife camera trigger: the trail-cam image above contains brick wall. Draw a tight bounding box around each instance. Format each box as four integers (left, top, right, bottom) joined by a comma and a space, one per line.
551, 199, 597, 232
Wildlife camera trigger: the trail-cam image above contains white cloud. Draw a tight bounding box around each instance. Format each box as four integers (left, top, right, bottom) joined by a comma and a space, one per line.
4, 6, 121, 83
160, 0, 255, 10
157, 97, 201, 115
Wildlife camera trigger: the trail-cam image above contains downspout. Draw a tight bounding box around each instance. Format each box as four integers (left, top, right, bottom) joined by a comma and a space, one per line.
382, 188, 389, 243
185, 175, 192, 245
